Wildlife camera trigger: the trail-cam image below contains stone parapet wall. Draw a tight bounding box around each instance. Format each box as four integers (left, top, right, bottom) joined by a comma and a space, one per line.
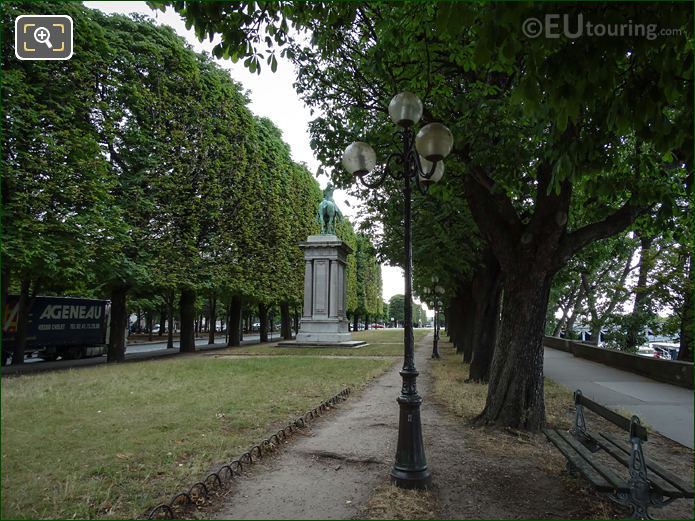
543, 336, 693, 389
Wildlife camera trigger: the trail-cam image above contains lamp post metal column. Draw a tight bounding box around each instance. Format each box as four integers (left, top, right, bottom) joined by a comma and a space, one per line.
341, 91, 453, 490
431, 278, 444, 359
432, 299, 440, 359
391, 126, 430, 488
423, 278, 444, 359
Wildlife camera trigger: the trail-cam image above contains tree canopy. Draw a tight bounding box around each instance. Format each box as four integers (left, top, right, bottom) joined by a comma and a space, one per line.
2, 2, 346, 362
164, 1, 693, 429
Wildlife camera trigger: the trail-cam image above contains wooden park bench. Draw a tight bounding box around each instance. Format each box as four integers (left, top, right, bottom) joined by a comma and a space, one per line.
544, 389, 693, 519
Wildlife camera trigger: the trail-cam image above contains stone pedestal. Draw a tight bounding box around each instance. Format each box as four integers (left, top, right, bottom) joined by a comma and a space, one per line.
279, 234, 366, 348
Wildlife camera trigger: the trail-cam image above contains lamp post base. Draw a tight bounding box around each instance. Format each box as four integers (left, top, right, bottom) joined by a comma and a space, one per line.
390, 466, 432, 489
390, 370, 431, 490
431, 335, 440, 359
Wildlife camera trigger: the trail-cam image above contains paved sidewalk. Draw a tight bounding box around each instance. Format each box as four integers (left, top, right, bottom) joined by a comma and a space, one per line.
544, 347, 694, 448
210, 347, 402, 519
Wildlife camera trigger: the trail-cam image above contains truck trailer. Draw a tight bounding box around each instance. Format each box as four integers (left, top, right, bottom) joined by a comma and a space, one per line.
2, 296, 110, 365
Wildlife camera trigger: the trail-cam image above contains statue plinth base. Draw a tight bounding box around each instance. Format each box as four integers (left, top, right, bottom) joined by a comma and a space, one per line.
280, 234, 365, 349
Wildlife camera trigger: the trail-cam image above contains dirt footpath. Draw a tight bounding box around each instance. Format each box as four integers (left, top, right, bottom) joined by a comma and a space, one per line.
205, 335, 692, 520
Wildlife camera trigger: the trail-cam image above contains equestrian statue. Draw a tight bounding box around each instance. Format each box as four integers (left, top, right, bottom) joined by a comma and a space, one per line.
317, 183, 343, 235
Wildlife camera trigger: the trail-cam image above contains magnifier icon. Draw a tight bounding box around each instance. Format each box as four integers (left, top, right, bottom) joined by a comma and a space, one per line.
33, 26, 52, 48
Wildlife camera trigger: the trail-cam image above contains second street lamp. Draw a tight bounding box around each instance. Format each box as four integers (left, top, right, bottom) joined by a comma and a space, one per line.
341, 91, 453, 489
423, 278, 445, 359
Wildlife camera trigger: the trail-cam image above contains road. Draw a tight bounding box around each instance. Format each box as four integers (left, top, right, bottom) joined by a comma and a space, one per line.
1, 333, 279, 376
124, 334, 275, 354
544, 347, 694, 449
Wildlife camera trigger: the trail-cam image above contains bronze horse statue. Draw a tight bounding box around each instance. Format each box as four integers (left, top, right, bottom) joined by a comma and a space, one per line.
317, 183, 343, 234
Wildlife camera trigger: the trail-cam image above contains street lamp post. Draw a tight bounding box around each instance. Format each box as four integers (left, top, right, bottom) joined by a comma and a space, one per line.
423, 278, 445, 359
342, 92, 453, 490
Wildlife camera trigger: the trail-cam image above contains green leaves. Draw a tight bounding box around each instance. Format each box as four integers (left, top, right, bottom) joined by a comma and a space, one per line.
3, 3, 322, 317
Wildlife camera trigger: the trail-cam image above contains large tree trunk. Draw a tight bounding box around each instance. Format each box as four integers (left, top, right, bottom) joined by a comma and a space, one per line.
12, 278, 33, 365
624, 236, 653, 351
589, 323, 602, 345
1, 268, 9, 365
476, 269, 551, 430
135, 309, 142, 334
552, 312, 567, 337
580, 272, 602, 345
679, 294, 693, 361
678, 254, 693, 361
167, 296, 174, 349
552, 281, 584, 337
352, 313, 359, 332
280, 301, 292, 340
159, 307, 166, 337
1, 260, 8, 316
468, 254, 502, 383
179, 288, 196, 352
463, 143, 648, 431
108, 285, 128, 362
565, 308, 580, 339
208, 294, 217, 344
293, 306, 300, 335
446, 294, 463, 353
228, 296, 242, 347
147, 311, 153, 341
259, 303, 269, 343
446, 297, 458, 348
364, 315, 369, 331
453, 284, 475, 362
239, 311, 244, 342
444, 305, 452, 340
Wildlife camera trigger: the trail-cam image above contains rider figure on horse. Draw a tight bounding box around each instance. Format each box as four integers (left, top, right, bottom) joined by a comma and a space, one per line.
317, 183, 343, 235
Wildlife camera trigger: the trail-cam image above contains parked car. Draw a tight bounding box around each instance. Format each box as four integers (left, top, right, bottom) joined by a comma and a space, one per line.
370, 324, 384, 329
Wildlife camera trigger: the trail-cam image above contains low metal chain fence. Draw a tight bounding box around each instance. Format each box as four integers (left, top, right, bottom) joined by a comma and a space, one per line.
146, 387, 352, 519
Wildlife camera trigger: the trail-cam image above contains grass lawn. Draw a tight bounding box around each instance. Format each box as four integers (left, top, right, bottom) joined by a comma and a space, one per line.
226, 328, 430, 357
1, 353, 393, 519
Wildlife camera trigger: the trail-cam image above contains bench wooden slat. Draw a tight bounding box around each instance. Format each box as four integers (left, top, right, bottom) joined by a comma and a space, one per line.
543, 429, 614, 492
594, 436, 684, 497
576, 394, 648, 440
556, 430, 629, 492
599, 432, 694, 497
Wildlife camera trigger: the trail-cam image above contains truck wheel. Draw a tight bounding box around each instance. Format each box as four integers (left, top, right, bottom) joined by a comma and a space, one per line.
62, 347, 84, 360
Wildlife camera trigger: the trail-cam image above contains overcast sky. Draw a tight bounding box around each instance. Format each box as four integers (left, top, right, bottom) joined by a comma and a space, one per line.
84, 1, 427, 313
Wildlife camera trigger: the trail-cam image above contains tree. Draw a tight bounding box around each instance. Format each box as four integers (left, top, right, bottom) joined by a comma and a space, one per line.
3, 4, 328, 364
576, 235, 638, 345
354, 233, 381, 329
162, 3, 691, 429
336, 217, 358, 322
2, 2, 115, 363
289, 3, 692, 429
389, 294, 405, 325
